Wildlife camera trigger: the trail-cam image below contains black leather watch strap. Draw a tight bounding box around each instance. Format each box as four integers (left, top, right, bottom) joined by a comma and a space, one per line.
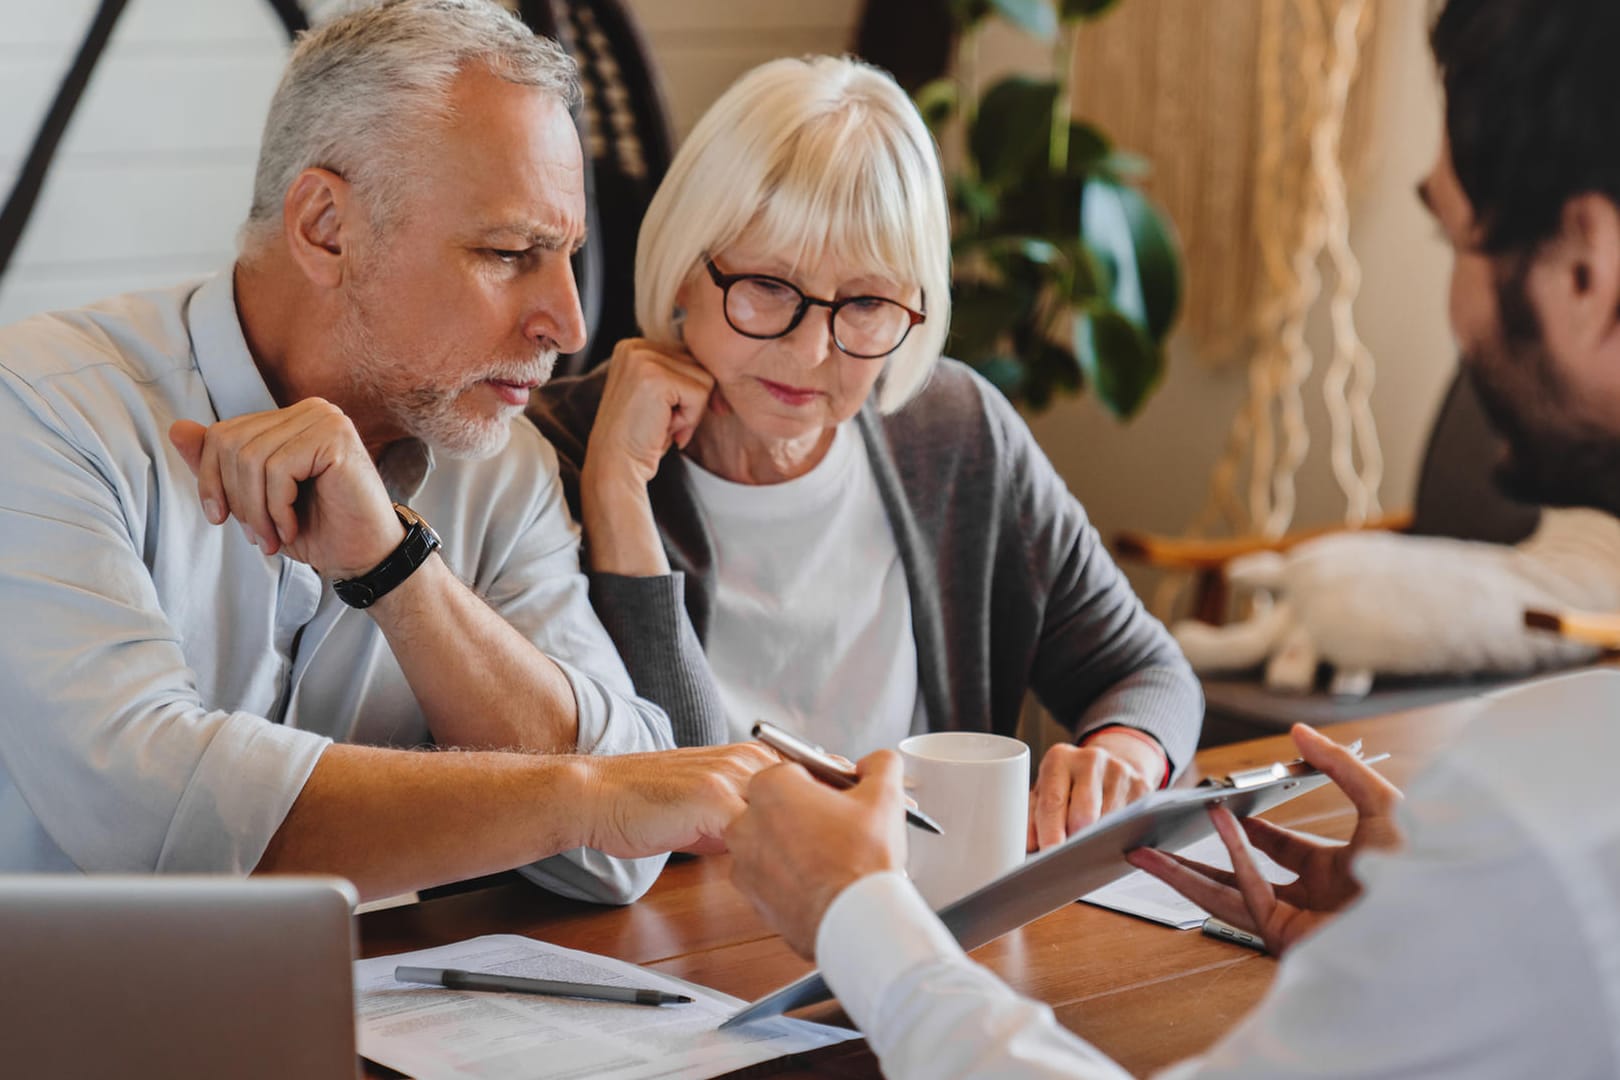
333, 503, 442, 609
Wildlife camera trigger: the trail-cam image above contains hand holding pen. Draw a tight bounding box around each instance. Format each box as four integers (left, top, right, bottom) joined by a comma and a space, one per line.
750, 721, 944, 835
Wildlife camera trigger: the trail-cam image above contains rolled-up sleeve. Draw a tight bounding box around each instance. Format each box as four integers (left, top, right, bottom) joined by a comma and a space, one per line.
478, 429, 673, 902
0, 376, 330, 873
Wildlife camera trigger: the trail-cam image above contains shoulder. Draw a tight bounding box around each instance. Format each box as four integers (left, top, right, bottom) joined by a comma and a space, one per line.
0, 282, 200, 392
1436, 672, 1620, 835
877, 357, 1045, 474
0, 283, 206, 453
527, 366, 609, 466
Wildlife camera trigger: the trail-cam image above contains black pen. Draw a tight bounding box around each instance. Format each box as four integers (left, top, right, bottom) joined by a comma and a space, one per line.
751, 720, 945, 836
395, 965, 692, 1006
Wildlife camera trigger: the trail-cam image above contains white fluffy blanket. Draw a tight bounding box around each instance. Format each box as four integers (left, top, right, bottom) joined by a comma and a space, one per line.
1173, 509, 1620, 697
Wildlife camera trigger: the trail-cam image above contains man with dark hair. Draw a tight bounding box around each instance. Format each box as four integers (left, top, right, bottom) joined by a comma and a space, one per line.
723, 1, 1620, 1075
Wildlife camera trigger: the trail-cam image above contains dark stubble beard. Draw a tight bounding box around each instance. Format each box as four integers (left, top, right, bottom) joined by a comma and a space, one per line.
1463, 256, 1620, 517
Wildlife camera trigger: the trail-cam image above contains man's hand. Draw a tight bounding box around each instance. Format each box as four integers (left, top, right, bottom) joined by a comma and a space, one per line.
1027, 728, 1165, 851
580, 742, 780, 858
169, 399, 402, 579
1126, 723, 1404, 956
579, 339, 716, 575
728, 751, 908, 958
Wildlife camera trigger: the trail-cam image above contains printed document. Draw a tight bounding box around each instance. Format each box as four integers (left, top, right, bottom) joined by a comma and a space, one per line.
355, 934, 857, 1079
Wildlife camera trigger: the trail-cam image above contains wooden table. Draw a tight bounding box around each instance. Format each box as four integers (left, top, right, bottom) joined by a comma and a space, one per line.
360, 701, 1476, 1078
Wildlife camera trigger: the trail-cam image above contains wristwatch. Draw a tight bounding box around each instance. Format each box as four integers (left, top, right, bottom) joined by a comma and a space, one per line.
332, 503, 442, 609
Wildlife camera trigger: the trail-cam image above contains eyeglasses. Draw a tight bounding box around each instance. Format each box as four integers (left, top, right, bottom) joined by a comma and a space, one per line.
703, 257, 926, 360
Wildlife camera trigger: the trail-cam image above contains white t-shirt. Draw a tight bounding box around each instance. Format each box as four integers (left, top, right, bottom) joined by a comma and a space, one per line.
685, 423, 920, 760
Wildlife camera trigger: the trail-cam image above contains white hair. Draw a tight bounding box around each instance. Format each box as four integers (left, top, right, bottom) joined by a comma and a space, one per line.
241, 0, 580, 256
635, 55, 952, 413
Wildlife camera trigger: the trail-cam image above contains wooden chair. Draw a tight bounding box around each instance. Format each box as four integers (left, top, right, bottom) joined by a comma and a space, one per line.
1116, 368, 1545, 745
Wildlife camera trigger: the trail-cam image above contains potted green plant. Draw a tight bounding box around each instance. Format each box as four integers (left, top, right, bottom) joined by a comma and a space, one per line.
918, 0, 1181, 416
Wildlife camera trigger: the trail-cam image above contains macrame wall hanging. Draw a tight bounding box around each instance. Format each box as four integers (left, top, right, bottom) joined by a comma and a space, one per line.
1069, 0, 1385, 616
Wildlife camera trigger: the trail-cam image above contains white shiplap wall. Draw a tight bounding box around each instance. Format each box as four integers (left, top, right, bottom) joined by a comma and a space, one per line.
0, 1, 295, 325
0, 0, 861, 327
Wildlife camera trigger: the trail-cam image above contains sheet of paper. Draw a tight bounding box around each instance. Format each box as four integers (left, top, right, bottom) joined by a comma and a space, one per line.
1079, 831, 1310, 929
355, 934, 858, 1080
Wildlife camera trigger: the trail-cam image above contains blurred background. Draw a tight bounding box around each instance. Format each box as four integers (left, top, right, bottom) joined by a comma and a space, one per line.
0, 0, 1456, 612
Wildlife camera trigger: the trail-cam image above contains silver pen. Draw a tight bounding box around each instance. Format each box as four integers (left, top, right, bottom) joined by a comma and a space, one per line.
395, 965, 692, 1006
751, 720, 945, 835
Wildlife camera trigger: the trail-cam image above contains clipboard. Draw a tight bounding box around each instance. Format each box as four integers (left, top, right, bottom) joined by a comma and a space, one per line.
722, 745, 1388, 1029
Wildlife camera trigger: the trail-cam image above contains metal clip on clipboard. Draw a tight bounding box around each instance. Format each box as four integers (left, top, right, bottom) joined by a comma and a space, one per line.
1199, 739, 1387, 790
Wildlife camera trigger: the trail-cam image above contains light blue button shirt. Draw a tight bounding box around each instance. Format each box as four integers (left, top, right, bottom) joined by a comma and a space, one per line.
0, 271, 673, 902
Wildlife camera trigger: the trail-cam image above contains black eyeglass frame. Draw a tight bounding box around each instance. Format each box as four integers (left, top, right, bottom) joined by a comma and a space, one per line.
703, 256, 926, 359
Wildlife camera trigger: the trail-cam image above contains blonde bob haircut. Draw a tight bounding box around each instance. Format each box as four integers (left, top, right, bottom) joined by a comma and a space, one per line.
635, 55, 952, 413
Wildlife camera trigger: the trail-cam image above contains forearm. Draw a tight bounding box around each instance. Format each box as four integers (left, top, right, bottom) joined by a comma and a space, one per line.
254, 742, 592, 900
368, 554, 580, 751
580, 460, 670, 575
590, 571, 731, 746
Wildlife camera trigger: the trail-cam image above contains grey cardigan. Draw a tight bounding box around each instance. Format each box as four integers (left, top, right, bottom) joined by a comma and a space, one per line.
530, 359, 1203, 774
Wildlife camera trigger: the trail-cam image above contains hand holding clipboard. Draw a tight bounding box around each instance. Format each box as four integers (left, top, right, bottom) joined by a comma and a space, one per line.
1127, 724, 1402, 957
725, 726, 1392, 1028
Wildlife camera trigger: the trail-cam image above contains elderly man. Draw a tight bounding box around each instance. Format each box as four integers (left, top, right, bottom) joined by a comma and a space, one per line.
0, 0, 772, 904
726, 0, 1620, 1075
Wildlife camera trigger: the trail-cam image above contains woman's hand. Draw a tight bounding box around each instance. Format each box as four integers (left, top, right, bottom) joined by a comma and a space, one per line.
1027, 728, 1165, 851
580, 339, 715, 575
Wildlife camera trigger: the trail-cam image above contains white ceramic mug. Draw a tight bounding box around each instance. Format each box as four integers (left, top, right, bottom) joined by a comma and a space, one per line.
898, 731, 1030, 909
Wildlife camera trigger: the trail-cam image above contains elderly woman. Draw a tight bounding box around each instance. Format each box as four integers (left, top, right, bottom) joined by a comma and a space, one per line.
531, 56, 1202, 849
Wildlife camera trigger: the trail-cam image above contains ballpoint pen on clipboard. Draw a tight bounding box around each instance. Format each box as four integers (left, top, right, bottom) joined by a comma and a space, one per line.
1198, 738, 1390, 789
751, 720, 945, 835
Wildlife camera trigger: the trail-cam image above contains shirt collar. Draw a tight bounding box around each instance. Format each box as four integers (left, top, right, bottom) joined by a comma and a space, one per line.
187, 266, 437, 504
378, 439, 434, 503
187, 267, 280, 423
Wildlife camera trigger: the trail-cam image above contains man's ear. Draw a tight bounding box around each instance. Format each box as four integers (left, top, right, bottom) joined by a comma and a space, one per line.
281, 167, 354, 290
1551, 192, 1620, 353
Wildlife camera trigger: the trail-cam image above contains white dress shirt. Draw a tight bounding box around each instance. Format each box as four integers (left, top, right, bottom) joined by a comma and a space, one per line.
816, 670, 1620, 1078
686, 422, 921, 760
0, 271, 673, 903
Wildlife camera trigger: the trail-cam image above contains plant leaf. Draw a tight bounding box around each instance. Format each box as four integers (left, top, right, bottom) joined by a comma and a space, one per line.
914, 78, 959, 130
947, 0, 994, 29
969, 76, 1059, 188
948, 280, 1035, 363
972, 355, 1029, 399
1059, 0, 1122, 19
1064, 121, 1111, 175
951, 175, 1000, 228
1080, 177, 1182, 341
1074, 302, 1164, 419
988, 0, 1058, 39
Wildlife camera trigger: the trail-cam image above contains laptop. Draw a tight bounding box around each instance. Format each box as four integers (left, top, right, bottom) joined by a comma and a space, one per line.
0, 875, 359, 1079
